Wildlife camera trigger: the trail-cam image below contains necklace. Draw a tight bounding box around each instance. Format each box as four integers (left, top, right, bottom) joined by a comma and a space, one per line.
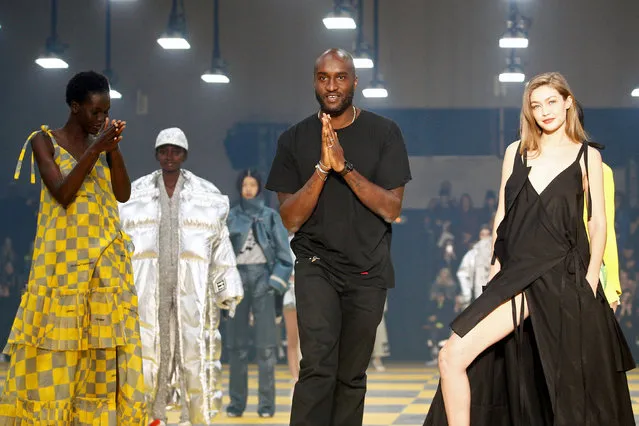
317, 105, 357, 126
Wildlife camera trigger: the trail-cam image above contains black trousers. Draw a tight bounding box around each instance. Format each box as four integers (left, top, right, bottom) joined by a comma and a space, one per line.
289, 257, 387, 426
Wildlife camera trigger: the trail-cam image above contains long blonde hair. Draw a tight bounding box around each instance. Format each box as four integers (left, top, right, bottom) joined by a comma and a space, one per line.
519, 72, 588, 155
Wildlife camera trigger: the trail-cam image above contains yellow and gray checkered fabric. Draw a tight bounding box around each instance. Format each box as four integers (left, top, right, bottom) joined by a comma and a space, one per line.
0, 127, 147, 424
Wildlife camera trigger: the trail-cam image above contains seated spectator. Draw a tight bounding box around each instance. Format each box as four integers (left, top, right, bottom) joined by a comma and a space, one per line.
424, 267, 459, 364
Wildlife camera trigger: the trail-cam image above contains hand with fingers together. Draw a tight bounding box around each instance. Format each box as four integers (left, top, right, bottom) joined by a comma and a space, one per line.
93, 118, 127, 153
315, 114, 332, 181
109, 119, 127, 152
321, 113, 346, 174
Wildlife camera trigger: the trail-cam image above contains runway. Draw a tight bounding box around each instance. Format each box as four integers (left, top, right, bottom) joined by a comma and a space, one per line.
160, 363, 639, 425
1, 362, 637, 424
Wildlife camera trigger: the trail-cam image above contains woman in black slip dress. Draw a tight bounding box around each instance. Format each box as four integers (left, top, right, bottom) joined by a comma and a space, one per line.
424, 72, 635, 426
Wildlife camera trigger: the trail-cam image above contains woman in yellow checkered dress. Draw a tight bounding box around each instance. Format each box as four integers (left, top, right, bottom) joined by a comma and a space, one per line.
0, 72, 147, 424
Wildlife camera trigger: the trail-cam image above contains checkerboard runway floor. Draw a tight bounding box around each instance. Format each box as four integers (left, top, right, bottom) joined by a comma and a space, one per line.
1, 363, 638, 424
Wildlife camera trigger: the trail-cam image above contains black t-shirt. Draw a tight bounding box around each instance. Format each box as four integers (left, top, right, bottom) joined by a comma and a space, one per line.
266, 110, 411, 288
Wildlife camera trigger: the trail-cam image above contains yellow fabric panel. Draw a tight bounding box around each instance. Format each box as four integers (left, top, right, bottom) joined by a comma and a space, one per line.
0, 127, 147, 424
584, 163, 620, 304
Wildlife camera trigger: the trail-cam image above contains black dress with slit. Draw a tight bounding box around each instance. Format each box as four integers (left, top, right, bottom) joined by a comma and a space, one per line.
424, 142, 635, 426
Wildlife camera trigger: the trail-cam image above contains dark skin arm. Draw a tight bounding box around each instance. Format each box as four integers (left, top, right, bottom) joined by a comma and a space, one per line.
277, 116, 334, 233
277, 172, 326, 233
323, 114, 404, 223
106, 120, 131, 202
32, 121, 122, 209
342, 171, 404, 222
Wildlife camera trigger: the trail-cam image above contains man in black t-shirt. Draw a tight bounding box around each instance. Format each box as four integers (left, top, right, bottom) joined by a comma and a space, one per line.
266, 48, 411, 426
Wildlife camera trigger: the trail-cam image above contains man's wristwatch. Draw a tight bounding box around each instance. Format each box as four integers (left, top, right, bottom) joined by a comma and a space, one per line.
339, 160, 354, 177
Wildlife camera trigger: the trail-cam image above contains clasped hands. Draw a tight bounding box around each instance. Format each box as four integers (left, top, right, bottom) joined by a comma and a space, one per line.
94, 118, 127, 153
319, 113, 346, 174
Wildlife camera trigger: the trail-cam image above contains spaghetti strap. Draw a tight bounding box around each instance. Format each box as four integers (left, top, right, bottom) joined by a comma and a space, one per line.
579, 142, 592, 220
14, 125, 52, 184
575, 141, 588, 163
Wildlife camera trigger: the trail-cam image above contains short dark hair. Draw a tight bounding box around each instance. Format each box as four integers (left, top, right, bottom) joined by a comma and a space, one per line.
237, 169, 262, 194
65, 71, 110, 106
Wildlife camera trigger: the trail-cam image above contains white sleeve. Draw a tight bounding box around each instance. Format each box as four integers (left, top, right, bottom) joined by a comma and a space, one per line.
456, 249, 475, 306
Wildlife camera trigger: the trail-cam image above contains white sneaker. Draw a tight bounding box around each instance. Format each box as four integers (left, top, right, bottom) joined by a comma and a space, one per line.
371, 357, 386, 372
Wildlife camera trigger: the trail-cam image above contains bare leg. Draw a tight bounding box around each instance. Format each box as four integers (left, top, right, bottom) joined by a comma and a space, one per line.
439, 293, 530, 426
283, 308, 300, 381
